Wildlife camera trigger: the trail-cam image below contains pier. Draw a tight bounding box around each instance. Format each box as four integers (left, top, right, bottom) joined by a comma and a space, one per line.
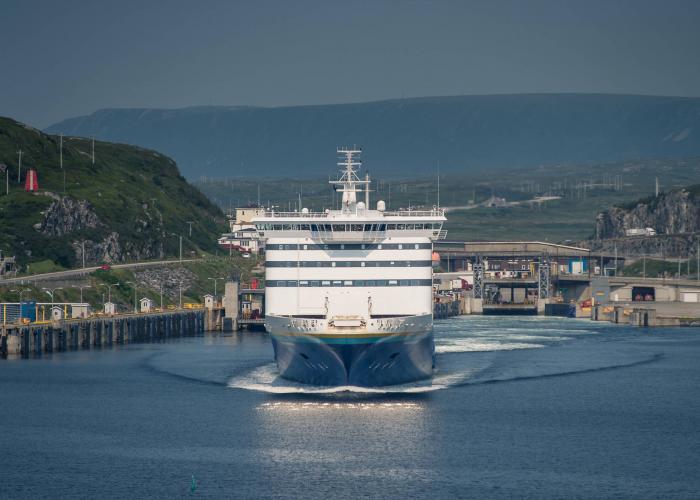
0, 309, 205, 357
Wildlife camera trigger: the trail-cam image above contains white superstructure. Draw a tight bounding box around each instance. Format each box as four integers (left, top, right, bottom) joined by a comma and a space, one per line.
253, 148, 446, 328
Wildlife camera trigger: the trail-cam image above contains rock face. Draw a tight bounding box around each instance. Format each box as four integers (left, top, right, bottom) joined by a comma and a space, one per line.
36, 194, 165, 265
72, 232, 165, 265
134, 267, 197, 301
39, 195, 100, 235
595, 187, 700, 239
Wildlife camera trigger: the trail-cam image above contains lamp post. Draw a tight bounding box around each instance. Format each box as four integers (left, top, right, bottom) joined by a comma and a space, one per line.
72, 284, 91, 303
178, 281, 184, 309
99, 282, 120, 303
171, 233, 183, 261
42, 287, 63, 310
207, 277, 225, 297
126, 281, 138, 313
159, 283, 164, 310
10, 288, 32, 303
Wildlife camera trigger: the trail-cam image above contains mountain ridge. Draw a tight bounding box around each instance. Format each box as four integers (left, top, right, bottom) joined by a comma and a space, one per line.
47, 93, 700, 179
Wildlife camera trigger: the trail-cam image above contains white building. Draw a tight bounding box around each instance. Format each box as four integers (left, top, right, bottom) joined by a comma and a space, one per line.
51, 306, 64, 321
218, 207, 265, 254
140, 297, 154, 313
203, 294, 216, 310
71, 303, 91, 318
104, 302, 116, 315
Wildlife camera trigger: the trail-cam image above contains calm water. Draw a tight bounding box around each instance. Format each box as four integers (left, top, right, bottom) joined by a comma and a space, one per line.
1, 317, 700, 499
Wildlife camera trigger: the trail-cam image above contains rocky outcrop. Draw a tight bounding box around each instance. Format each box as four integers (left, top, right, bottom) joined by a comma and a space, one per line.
595, 187, 700, 239
72, 232, 165, 265
38, 195, 100, 235
134, 267, 198, 300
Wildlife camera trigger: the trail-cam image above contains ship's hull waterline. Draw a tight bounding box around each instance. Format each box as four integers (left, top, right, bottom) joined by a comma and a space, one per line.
266, 314, 435, 387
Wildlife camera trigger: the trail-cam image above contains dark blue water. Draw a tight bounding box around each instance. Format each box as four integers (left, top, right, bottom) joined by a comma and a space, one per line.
2, 317, 700, 499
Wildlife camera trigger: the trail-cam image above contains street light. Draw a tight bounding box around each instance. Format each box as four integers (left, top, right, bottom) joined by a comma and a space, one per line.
42, 287, 63, 309
99, 282, 120, 303
72, 284, 91, 303
207, 277, 225, 297
126, 281, 138, 313
10, 288, 32, 302
178, 280, 184, 309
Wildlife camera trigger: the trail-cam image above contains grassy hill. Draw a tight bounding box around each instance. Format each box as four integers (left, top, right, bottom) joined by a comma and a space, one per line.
0, 117, 226, 271
47, 94, 700, 178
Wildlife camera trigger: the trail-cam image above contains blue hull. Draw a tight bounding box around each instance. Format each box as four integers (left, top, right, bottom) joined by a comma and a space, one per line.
270, 331, 435, 387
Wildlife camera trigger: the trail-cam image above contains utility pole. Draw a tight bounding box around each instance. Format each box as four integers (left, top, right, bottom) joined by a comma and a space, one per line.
187, 221, 194, 237
60, 133, 63, 169
643, 253, 646, 279
179, 235, 182, 261
82, 241, 86, 268
91, 136, 95, 165
17, 149, 22, 182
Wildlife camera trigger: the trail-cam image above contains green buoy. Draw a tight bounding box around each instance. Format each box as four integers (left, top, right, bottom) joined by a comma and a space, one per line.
191, 475, 197, 493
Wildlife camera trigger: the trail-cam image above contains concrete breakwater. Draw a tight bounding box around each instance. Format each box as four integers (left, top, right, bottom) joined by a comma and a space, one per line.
0, 310, 205, 357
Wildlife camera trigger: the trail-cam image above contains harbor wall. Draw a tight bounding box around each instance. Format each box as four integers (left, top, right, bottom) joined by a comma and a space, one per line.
1, 310, 205, 357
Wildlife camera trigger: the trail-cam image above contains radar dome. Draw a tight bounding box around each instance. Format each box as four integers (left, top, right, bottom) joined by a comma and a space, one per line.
357, 201, 366, 210
301, 207, 309, 214
377, 200, 386, 211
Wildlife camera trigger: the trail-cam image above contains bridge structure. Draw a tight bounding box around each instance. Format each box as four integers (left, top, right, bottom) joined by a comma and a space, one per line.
434, 240, 700, 316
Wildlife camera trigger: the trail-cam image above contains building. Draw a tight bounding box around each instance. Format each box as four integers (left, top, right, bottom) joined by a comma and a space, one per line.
203, 294, 216, 310
218, 207, 265, 255
140, 297, 154, 313
51, 306, 64, 321
71, 303, 91, 318
104, 302, 116, 315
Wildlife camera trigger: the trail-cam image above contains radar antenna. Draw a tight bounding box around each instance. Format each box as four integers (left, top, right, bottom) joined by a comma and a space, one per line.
331, 147, 371, 211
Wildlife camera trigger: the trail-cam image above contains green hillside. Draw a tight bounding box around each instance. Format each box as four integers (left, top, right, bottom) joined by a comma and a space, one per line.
0, 117, 226, 271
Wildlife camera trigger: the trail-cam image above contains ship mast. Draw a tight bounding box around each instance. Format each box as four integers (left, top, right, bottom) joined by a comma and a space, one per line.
331, 148, 370, 212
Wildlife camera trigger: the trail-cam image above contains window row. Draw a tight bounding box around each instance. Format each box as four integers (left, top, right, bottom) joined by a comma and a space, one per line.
266, 260, 432, 268
256, 223, 442, 231
267, 243, 432, 250
266, 279, 433, 287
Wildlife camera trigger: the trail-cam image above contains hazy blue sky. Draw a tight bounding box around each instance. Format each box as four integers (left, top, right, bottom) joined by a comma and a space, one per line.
2, 0, 699, 127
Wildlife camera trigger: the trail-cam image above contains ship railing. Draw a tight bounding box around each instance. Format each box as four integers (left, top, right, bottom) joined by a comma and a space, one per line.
261, 208, 446, 218
436, 229, 448, 240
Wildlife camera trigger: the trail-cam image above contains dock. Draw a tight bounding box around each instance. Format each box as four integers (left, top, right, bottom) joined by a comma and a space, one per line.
1, 309, 205, 357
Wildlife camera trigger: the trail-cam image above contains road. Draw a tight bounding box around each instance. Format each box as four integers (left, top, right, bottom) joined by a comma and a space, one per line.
0, 259, 200, 286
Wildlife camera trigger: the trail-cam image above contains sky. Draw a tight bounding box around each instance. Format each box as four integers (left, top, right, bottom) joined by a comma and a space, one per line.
1, 0, 700, 128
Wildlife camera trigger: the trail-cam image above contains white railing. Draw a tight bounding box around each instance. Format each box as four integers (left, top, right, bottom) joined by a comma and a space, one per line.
261, 208, 446, 218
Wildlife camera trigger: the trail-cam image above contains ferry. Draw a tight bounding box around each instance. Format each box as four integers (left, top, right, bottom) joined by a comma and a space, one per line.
252, 148, 446, 386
